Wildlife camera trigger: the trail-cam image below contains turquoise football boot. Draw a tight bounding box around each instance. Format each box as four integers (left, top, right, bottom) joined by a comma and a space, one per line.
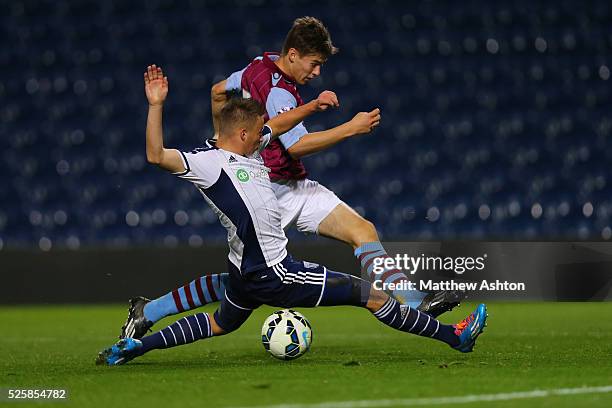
96, 338, 143, 366
452, 303, 488, 353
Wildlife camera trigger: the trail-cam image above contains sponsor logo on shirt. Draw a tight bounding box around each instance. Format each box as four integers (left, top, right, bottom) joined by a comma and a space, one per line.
236, 167, 269, 182
277, 106, 293, 115
236, 169, 250, 182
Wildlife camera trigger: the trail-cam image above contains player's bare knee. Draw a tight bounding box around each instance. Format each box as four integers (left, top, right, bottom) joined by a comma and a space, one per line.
352, 218, 379, 248
366, 286, 389, 313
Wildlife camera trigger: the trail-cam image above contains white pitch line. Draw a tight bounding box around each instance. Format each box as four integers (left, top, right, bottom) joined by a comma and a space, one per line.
231, 385, 612, 408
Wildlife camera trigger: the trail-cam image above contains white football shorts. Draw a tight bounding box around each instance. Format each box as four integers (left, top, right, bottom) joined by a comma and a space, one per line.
271, 178, 343, 234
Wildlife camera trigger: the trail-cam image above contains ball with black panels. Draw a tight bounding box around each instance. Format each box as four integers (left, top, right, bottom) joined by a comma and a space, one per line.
261, 309, 312, 360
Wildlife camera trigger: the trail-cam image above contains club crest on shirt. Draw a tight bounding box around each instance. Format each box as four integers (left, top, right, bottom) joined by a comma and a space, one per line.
272, 72, 282, 86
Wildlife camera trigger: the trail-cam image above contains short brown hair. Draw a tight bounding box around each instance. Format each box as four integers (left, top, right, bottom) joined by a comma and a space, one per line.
218, 98, 265, 136
281, 16, 338, 59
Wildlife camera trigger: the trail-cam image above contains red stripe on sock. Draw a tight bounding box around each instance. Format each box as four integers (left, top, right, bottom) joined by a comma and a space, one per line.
184, 284, 196, 309
381, 267, 405, 283
367, 253, 405, 282
206, 275, 218, 302
363, 257, 377, 273
366, 253, 392, 279
363, 252, 389, 275
358, 250, 380, 263
172, 289, 184, 312
195, 277, 205, 304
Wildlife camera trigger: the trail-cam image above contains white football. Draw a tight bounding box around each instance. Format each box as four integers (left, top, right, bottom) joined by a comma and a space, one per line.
261, 309, 313, 360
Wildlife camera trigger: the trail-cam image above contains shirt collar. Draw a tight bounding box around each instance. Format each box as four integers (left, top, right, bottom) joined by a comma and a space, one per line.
263, 52, 296, 85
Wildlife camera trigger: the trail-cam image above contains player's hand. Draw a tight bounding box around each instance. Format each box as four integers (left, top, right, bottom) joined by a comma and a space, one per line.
349, 108, 381, 135
144, 64, 169, 106
314, 90, 339, 111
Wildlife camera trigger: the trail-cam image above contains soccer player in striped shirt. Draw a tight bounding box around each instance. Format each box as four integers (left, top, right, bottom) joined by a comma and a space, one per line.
96, 65, 487, 366
120, 17, 463, 340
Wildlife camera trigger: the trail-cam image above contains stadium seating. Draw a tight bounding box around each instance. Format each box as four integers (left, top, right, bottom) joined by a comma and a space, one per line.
1, 0, 611, 249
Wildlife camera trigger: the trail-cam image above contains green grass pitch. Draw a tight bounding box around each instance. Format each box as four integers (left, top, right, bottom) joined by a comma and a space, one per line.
2, 302, 612, 407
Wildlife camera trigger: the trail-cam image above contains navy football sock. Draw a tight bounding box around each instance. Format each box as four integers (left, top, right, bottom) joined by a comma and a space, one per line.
373, 298, 459, 347
140, 313, 213, 353
143, 274, 227, 323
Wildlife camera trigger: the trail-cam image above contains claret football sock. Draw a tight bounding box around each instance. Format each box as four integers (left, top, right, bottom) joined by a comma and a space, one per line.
140, 313, 214, 353
143, 273, 227, 323
355, 242, 427, 308
372, 297, 459, 347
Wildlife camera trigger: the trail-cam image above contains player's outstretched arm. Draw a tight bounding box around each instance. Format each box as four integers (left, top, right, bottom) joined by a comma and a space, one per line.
286, 108, 381, 159
144, 65, 185, 174
210, 79, 229, 139
266, 90, 339, 139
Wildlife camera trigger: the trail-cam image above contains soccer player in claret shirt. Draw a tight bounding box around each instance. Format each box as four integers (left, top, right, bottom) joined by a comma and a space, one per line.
119, 17, 463, 340
96, 65, 487, 366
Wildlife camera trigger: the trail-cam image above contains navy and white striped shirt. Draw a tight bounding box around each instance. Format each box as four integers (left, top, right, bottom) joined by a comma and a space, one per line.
176, 127, 288, 275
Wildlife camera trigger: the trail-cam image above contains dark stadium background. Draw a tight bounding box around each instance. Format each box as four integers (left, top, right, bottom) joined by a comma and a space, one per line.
1, 0, 611, 302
